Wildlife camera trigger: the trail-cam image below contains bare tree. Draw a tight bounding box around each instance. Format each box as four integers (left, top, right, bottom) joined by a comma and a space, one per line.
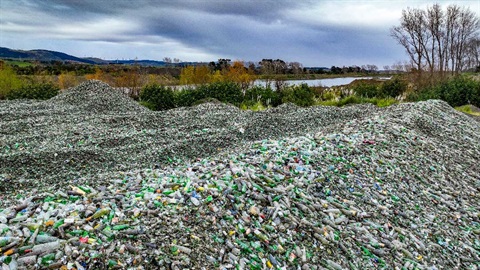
288, 62, 303, 75
272, 59, 287, 74
426, 4, 443, 75
453, 7, 478, 72
246, 61, 256, 74
391, 61, 404, 72
366, 64, 379, 73
391, 4, 479, 77
163, 57, 172, 67
259, 59, 275, 78
391, 8, 428, 72
464, 38, 480, 69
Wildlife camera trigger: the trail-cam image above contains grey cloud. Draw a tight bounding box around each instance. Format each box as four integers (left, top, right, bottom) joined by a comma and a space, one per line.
18, 0, 301, 22
2, 0, 456, 66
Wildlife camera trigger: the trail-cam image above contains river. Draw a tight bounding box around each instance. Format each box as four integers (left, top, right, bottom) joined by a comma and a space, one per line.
170, 76, 391, 90
255, 77, 391, 88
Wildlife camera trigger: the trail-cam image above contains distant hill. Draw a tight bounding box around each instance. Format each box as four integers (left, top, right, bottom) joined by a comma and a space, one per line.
107, 59, 168, 66
0, 47, 95, 64
82, 58, 172, 67
0, 47, 187, 67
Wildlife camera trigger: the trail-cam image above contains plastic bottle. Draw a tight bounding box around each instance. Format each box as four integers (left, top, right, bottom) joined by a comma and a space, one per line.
78, 186, 91, 194
53, 219, 64, 228
0, 255, 12, 264
32, 241, 60, 254
17, 255, 36, 266
87, 208, 110, 220
112, 224, 130, 231
41, 253, 55, 265
108, 260, 119, 267
8, 258, 17, 270
0, 237, 18, 247
35, 235, 59, 244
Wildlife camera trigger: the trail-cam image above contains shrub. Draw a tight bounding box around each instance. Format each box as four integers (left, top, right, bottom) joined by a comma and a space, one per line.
352, 83, 379, 98
310, 86, 325, 98
280, 83, 315, 107
6, 82, 59, 100
58, 71, 80, 89
317, 97, 398, 107
405, 87, 439, 102
138, 101, 156, 110
408, 75, 480, 107
455, 105, 480, 116
436, 76, 480, 107
239, 101, 267, 111
337, 95, 361, 106
174, 87, 205, 107
0, 65, 24, 99
139, 84, 175, 111
380, 77, 407, 98
369, 97, 398, 107
197, 81, 243, 106
249, 101, 266, 111
244, 85, 281, 107
321, 91, 337, 101
192, 97, 222, 106
317, 100, 339, 106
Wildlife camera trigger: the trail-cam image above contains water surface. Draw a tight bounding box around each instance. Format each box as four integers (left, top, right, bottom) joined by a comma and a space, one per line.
255, 77, 391, 88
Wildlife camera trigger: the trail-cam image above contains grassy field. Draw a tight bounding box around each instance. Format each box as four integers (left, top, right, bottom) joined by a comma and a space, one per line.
455, 104, 480, 116
4, 60, 33, 67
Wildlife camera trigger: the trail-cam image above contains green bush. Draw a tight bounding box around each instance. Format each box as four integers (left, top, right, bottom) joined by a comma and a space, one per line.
368, 97, 398, 107
337, 95, 361, 106
321, 91, 337, 101
192, 97, 222, 106
174, 87, 205, 107
0, 65, 24, 99
455, 105, 480, 116
6, 82, 59, 100
352, 83, 379, 98
139, 84, 175, 111
408, 76, 480, 107
380, 77, 407, 98
197, 82, 243, 106
317, 100, 339, 106
280, 83, 315, 107
406, 87, 439, 102
317, 96, 398, 107
239, 101, 266, 111
138, 101, 156, 110
436, 76, 480, 107
244, 85, 281, 107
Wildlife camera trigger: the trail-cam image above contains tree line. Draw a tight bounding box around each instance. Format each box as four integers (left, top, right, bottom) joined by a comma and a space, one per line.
391, 3, 479, 78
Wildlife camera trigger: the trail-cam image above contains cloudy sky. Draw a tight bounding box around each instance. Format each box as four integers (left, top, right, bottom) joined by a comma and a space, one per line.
1, 0, 479, 67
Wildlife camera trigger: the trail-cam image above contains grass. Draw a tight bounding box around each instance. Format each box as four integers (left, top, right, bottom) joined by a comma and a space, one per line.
455, 105, 480, 116
240, 101, 267, 111
238, 95, 399, 110
5, 60, 33, 67
316, 96, 398, 107
316, 100, 339, 106
373, 98, 399, 107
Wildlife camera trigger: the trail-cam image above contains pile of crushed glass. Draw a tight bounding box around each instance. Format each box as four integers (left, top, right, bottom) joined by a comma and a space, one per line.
0, 81, 478, 269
